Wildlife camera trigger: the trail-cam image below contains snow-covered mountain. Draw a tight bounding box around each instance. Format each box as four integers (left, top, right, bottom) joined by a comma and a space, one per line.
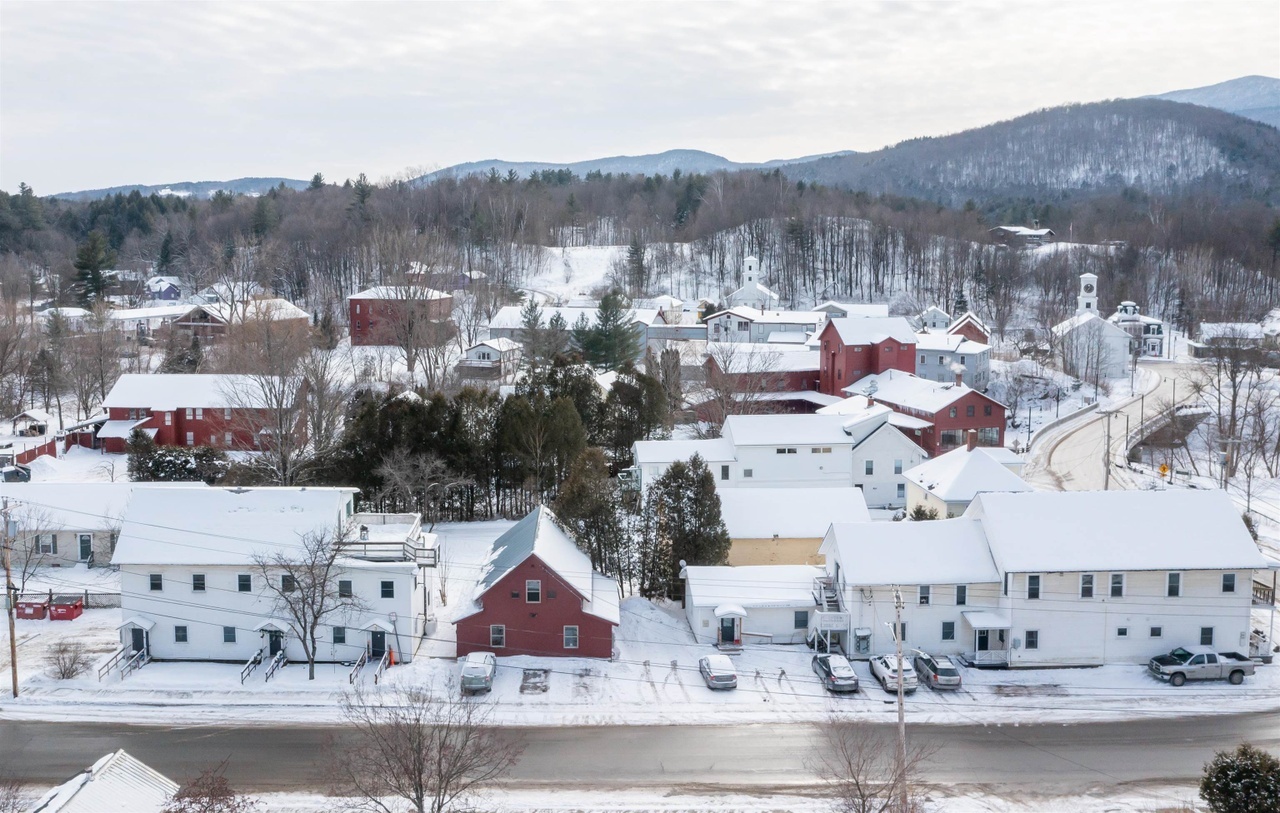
1148, 75, 1280, 129
54, 177, 311, 201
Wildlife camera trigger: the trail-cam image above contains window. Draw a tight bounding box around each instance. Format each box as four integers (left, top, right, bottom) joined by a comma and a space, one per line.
333, 626, 346, 644
1150, 626, 1163, 638
1027, 574, 1040, 600
864, 460, 874, 475
355, 303, 361, 314
338, 580, 353, 598
811, 447, 832, 454
984, 405, 992, 416
564, 626, 579, 649
938, 355, 945, 365
948, 407, 958, 418
224, 432, 232, 446
38, 534, 57, 555
1025, 630, 1039, 650
192, 574, 206, 592
175, 626, 188, 643
1167, 572, 1181, 598
185, 408, 193, 420
1080, 574, 1094, 599
941, 621, 955, 641
776, 447, 797, 455
1222, 573, 1236, 593
854, 347, 863, 352
356, 320, 363, 330
381, 580, 395, 599
238, 574, 252, 592
794, 611, 809, 629
1200, 627, 1214, 646
1116, 627, 1129, 638
720, 465, 730, 481
526, 580, 542, 603
149, 574, 163, 591
195, 408, 204, 420
281, 575, 297, 593
918, 585, 931, 606
919, 354, 926, 364
223, 408, 232, 420
490, 625, 506, 648
966, 405, 975, 417
896, 483, 905, 499
894, 459, 903, 474
1110, 573, 1125, 598
164, 411, 172, 425
185, 432, 194, 446
956, 585, 967, 606
743, 468, 753, 478
960, 356, 967, 365
223, 626, 237, 643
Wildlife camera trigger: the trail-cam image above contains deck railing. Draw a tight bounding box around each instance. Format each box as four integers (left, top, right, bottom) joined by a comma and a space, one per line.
97, 647, 127, 681
240, 649, 265, 685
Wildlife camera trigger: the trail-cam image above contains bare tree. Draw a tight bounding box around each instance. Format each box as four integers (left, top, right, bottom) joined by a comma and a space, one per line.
334, 684, 524, 813
696, 342, 784, 437
10, 504, 56, 593
0, 774, 27, 813
162, 760, 257, 813
375, 449, 472, 529
809, 717, 935, 813
45, 640, 90, 679
253, 528, 365, 680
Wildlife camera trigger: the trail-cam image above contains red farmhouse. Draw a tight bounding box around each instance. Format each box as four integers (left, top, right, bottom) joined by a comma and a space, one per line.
348, 286, 453, 346
947, 311, 991, 344
817, 317, 918, 396
456, 506, 620, 660
97, 374, 300, 454
849, 369, 1006, 457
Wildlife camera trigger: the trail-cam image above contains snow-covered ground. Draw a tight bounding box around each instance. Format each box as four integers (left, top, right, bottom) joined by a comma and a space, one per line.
20, 563, 120, 596
4, 519, 1278, 728
24, 446, 129, 483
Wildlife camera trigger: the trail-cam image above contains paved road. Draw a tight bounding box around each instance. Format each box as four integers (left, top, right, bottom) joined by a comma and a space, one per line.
3, 714, 1278, 793
1026, 361, 1191, 492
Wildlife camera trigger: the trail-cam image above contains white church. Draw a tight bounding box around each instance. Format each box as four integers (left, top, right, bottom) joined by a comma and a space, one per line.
1052, 273, 1134, 382
725, 256, 780, 309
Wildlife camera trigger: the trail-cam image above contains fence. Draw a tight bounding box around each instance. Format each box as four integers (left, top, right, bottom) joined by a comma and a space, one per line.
4, 590, 120, 610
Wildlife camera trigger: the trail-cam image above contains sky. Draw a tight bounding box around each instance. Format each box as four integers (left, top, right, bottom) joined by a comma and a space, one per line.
2, 0, 1278, 194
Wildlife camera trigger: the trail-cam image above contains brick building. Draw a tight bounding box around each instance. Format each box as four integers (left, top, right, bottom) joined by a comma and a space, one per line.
847, 369, 1006, 457
817, 317, 917, 396
348, 286, 453, 346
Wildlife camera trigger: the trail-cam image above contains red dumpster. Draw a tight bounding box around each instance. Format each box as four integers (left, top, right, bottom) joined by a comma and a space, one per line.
49, 595, 84, 621
16, 597, 50, 620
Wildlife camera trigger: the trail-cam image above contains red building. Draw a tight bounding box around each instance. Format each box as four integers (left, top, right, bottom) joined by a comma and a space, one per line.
947, 311, 991, 344
456, 506, 620, 660
817, 317, 918, 396
348, 286, 453, 346
97, 374, 300, 454
850, 369, 1006, 457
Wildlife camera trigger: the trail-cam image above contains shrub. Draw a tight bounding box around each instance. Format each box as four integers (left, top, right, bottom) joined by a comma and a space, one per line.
46, 641, 89, 680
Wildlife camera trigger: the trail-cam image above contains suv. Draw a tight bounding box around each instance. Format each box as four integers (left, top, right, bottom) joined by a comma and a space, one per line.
812, 653, 859, 693
869, 654, 918, 694
914, 651, 962, 690
698, 654, 738, 690
460, 651, 497, 695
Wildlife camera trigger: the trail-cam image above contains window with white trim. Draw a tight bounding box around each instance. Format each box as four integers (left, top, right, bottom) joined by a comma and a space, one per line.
490, 625, 506, 648
563, 626, 579, 649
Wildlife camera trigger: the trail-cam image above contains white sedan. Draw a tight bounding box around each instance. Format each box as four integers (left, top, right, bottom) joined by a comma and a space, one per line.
869, 654, 919, 694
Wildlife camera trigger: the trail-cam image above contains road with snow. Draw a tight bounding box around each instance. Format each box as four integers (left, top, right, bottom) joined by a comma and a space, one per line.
1025, 361, 1192, 492
3, 713, 1278, 794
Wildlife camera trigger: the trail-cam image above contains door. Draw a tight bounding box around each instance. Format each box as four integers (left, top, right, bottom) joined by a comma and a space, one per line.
977, 630, 990, 651
268, 630, 284, 657
79, 534, 92, 562
370, 631, 386, 659
719, 617, 736, 646
130, 627, 146, 654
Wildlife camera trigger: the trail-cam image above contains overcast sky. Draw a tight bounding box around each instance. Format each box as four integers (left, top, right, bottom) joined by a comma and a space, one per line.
2, 1, 1277, 194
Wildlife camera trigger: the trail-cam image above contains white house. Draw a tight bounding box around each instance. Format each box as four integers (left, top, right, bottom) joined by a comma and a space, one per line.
725, 256, 779, 309
30, 749, 178, 813
704, 307, 826, 344
682, 564, 825, 647
1053, 274, 1132, 381
814, 301, 891, 319
914, 331, 991, 389
716, 486, 870, 566
457, 338, 522, 381
903, 439, 1032, 518
486, 304, 665, 358
144, 275, 184, 302
917, 306, 951, 330
1108, 301, 1165, 357
111, 487, 436, 667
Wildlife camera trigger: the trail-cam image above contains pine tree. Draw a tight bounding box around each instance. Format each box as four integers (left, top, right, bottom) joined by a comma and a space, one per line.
308, 172, 326, 191
581, 290, 639, 370
1200, 743, 1280, 813
553, 447, 627, 577
157, 231, 174, 273
648, 454, 731, 595
625, 236, 646, 293
72, 230, 116, 306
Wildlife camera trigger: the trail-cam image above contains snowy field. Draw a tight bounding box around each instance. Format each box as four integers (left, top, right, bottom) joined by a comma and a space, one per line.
24, 446, 129, 483
4, 519, 1278, 730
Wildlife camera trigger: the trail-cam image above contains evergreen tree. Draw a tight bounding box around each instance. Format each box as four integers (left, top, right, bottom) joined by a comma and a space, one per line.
518, 298, 545, 372
1200, 743, 1280, 813
16, 182, 44, 230
580, 290, 640, 370
553, 447, 627, 577
648, 454, 731, 595
157, 231, 174, 273
308, 172, 326, 191
72, 230, 116, 305
625, 236, 647, 293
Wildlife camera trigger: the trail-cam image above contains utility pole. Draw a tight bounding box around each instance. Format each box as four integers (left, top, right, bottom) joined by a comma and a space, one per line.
890, 591, 911, 813
3, 498, 17, 698
1103, 412, 1112, 491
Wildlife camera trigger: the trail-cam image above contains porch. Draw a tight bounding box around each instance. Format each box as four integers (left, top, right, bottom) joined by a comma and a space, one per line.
959, 609, 1011, 669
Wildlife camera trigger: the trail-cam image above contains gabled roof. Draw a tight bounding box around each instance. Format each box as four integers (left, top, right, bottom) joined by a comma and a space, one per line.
966, 490, 1269, 574
716, 487, 870, 539
349, 286, 450, 301
683, 565, 824, 609
30, 749, 178, 813
633, 438, 736, 466
705, 307, 825, 326
722, 413, 883, 447
848, 370, 1005, 413
729, 280, 779, 301
823, 316, 917, 346
183, 298, 311, 324
1199, 322, 1265, 341
820, 518, 999, 586
914, 332, 990, 353
469, 337, 521, 353
814, 301, 891, 318
947, 311, 990, 335
711, 346, 820, 374
102, 373, 275, 411
1052, 311, 1131, 339
989, 226, 1055, 237
903, 446, 1032, 502
919, 305, 951, 320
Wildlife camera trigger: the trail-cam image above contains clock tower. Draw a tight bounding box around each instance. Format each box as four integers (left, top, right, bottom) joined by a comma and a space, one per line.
1077, 272, 1098, 315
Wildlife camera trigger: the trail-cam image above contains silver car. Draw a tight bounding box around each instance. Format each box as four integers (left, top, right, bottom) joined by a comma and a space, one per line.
460, 651, 496, 695
698, 654, 738, 690
914, 651, 962, 690
870, 654, 919, 694
812, 653, 860, 693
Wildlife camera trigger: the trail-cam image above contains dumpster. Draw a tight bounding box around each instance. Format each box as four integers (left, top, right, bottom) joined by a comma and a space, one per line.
49, 595, 84, 621
16, 597, 50, 620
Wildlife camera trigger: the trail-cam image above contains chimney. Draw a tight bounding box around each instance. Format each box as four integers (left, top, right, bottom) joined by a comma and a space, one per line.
954, 369, 963, 387
967, 429, 977, 452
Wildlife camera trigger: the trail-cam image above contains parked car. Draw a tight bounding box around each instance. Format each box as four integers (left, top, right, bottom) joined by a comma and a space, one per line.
698, 654, 738, 690
1148, 647, 1256, 686
812, 653, 859, 693
869, 654, 918, 694
0, 464, 30, 483
460, 651, 497, 695
914, 651, 962, 690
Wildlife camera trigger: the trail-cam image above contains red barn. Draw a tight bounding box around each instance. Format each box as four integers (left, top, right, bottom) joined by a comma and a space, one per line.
97, 374, 302, 454
947, 311, 991, 344
348, 286, 453, 346
456, 506, 619, 660
817, 317, 918, 396
849, 369, 1006, 457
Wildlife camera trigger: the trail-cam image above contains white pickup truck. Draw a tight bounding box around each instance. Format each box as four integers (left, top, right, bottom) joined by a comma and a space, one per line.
1147, 646, 1256, 686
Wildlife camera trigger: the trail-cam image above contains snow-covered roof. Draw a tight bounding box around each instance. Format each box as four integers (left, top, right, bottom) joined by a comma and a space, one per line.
633, 438, 736, 466
919, 306, 951, 320
903, 447, 1032, 503
966, 491, 1269, 574
706, 307, 825, 326
0, 482, 207, 530
747, 391, 844, 407
766, 331, 810, 344
717, 487, 869, 539
848, 370, 1004, 413
913, 332, 989, 354
729, 281, 779, 301
145, 275, 181, 290
348, 286, 450, 301
102, 373, 276, 411
111, 487, 358, 566
990, 226, 1055, 237
96, 418, 152, 439
469, 337, 521, 353
11, 408, 53, 424
722, 413, 882, 447
108, 304, 191, 322
824, 316, 917, 346
1051, 311, 1130, 338
820, 518, 1000, 586
1199, 322, 1265, 341
488, 305, 662, 330
29, 749, 178, 813
886, 412, 933, 430
713, 347, 820, 373
38, 307, 91, 320
472, 506, 618, 623
683, 564, 824, 609
183, 298, 311, 325
947, 312, 990, 335
813, 301, 891, 318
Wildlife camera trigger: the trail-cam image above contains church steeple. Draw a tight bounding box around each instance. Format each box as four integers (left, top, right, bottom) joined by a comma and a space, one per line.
1077, 273, 1098, 315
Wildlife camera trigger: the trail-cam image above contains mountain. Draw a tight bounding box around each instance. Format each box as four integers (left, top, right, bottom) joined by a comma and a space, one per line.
417, 148, 856, 183
781, 98, 1280, 206
1149, 75, 1280, 129
54, 177, 310, 201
